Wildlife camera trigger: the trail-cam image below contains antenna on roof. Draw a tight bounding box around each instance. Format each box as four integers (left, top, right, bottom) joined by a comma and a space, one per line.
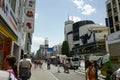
68, 14, 70, 21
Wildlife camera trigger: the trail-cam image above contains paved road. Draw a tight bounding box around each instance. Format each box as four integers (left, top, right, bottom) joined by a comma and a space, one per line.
30, 61, 86, 80
43, 63, 85, 80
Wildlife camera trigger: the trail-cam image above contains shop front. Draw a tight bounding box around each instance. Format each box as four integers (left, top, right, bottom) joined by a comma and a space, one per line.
0, 19, 18, 70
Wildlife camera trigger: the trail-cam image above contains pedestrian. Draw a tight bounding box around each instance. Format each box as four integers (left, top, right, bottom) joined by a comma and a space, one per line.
19, 53, 32, 80
6, 55, 18, 80
57, 56, 61, 73
85, 61, 96, 80
47, 58, 51, 70
64, 59, 69, 73
116, 68, 120, 80
34, 60, 37, 69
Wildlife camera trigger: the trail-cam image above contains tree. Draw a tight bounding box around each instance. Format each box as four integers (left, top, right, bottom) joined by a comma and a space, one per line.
61, 41, 70, 57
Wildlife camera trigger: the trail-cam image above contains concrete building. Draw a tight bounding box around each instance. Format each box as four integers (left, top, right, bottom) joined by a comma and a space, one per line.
0, 0, 36, 70
64, 19, 108, 56
52, 44, 62, 56
64, 19, 74, 51
106, 0, 120, 71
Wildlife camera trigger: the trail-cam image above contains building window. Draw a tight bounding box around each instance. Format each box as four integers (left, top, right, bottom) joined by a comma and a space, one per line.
116, 24, 120, 31
10, 0, 16, 13
112, 0, 116, 6
113, 7, 118, 14
114, 16, 119, 22
107, 3, 111, 9
109, 16, 114, 28
119, 0, 120, 3
110, 28, 114, 33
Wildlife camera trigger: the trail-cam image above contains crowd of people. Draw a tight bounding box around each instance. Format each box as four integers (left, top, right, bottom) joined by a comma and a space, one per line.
2, 54, 120, 80
33, 59, 43, 69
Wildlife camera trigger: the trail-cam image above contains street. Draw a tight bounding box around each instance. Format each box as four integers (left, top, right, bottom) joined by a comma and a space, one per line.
31, 62, 85, 80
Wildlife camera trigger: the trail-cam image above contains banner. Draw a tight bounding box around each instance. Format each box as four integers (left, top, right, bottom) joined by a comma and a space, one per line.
24, 0, 36, 33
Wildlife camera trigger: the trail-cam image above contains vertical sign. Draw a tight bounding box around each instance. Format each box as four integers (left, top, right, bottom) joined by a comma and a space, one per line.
24, 0, 36, 33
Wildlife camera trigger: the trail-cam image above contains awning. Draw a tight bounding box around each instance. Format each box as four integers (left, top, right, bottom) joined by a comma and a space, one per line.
0, 23, 17, 41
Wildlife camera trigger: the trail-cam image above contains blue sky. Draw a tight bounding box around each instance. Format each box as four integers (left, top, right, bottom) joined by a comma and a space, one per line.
31, 0, 107, 52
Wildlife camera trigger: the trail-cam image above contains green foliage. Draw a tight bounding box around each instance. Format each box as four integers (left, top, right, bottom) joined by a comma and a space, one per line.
61, 41, 70, 57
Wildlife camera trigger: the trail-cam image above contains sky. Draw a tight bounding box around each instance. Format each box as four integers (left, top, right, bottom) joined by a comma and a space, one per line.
31, 0, 107, 53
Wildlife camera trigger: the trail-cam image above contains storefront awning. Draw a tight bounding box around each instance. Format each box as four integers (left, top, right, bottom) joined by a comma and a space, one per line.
0, 23, 17, 41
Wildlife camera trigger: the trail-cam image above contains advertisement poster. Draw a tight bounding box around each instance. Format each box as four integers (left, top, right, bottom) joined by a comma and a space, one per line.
24, 20, 34, 32
24, 0, 36, 33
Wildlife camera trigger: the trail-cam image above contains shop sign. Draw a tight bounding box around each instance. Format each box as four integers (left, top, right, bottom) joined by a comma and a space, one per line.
110, 56, 120, 64
25, 0, 35, 9
108, 31, 120, 44
24, 0, 36, 33
0, 0, 17, 32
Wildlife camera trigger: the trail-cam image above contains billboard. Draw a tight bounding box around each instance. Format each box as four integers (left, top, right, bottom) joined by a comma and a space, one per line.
79, 25, 94, 46
47, 48, 53, 53
24, 0, 36, 33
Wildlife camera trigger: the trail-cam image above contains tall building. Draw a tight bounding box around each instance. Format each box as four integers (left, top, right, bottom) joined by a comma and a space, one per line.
64, 19, 108, 56
0, 0, 24, 69
106, 0, 120, 71
0, 0, 36, 70
44, 38, 49, 57
64, 18, 74, 51
106, 0, 120, 33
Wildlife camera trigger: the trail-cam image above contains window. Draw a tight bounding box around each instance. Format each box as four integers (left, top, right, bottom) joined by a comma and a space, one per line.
116, 24, 120, 31
107, 3, 111, 9
112, 0, 116, 6
113, 7, 117, 14
10, 0, 16, 13
110, 29, 114, 33
114, 16, 119, 22
109, 17, 114, 28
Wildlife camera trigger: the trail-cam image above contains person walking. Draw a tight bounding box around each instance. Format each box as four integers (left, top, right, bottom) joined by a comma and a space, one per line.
47, 58, 51, 70
6, 55, 18, 80
57, 56, 61, 73
85, 61, 96, 80
19, 53, 32, 80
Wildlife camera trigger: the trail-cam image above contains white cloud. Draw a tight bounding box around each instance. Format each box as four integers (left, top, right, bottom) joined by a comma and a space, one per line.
69, 16, 81, 22
72, 0, 96, 15
31, 36, 44, 52
72, 0, 84, 9
81, 4, 96, 15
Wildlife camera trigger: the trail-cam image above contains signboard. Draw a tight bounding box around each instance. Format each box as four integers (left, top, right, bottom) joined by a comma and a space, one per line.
25, 0, 35, 9
24, 0, 36, 33
47, 48, 53, 53
110, 56, 120, 64
0, 0, 18, 34
79, 29, 94, 46
108, 31, 120, 44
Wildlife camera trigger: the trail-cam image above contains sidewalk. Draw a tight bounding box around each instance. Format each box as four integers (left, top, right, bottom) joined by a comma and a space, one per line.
30, 63, 58, 80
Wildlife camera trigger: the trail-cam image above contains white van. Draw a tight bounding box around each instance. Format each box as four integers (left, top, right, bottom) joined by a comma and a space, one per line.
67, 57, 80, 69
